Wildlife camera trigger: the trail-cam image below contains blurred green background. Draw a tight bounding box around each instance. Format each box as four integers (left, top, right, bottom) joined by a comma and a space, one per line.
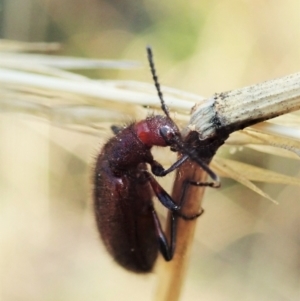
1, 0, 300, 300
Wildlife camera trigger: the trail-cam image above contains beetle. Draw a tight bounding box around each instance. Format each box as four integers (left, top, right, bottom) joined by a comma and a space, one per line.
93, 47, 220, 273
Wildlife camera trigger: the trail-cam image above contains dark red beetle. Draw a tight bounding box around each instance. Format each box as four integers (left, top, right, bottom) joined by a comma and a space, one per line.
93, 47, 220, 273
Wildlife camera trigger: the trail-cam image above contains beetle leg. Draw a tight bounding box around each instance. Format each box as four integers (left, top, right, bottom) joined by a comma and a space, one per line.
150, 155, 220, 188
143, 171, 201, 220
151, 207, 176, 261
174, 173, 223, 220
150, 155, 189, 177
174, 179, 205, 220
143, 170, 180, 211
149, 177, 210, 261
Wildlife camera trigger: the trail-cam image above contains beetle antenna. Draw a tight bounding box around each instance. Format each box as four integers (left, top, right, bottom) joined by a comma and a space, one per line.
146, 46, 170, 118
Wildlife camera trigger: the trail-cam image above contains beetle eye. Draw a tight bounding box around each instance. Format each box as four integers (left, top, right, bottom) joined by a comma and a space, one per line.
160, 126, 175, 143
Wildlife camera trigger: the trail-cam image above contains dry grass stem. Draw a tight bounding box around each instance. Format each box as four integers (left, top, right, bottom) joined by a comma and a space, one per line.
190, 72, 300, 140
155, 161, 208, 301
